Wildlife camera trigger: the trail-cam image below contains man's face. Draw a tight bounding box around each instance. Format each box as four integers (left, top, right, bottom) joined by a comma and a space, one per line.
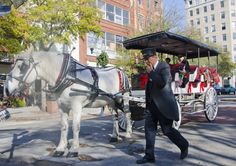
145, 56, 156, 66
179, 56, 184, 62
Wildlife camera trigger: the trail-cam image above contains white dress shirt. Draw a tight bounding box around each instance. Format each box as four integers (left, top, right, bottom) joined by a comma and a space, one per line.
153, 60, 159, 70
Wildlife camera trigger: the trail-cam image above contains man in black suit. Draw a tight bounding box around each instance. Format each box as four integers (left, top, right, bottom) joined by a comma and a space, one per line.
136, 48, 189, 164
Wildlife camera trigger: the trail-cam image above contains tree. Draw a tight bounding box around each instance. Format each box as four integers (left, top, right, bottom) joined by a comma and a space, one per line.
23, 0, 102, 51
218, 52, 236, 78
0, 7, 31, 58
116, 2, 185, 75
97, 51, 108, 67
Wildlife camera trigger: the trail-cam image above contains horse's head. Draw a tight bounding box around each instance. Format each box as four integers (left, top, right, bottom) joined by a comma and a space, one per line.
5, 57, 38, 96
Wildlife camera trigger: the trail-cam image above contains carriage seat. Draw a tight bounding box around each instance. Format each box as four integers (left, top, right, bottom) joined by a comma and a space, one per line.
189, 67, 198, 82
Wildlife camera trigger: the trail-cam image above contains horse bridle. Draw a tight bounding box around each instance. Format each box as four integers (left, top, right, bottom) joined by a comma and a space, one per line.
8, 57, 39, 95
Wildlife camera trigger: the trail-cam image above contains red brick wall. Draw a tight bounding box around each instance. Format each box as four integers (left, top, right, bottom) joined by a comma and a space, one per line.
78, 0, 162, 65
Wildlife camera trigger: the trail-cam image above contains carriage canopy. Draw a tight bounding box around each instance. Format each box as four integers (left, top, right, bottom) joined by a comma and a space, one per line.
123, 31, 219, 59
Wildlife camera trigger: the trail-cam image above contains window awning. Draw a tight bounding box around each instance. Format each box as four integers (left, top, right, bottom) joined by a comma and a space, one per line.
123, 31, 219, 59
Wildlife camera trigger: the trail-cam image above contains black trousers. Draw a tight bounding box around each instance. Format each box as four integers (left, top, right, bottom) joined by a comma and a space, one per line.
144, 100, 189, 159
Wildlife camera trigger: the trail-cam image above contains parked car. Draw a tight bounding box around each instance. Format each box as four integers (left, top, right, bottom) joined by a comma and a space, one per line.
222, 85, 236, 95
213, 84, 222, 95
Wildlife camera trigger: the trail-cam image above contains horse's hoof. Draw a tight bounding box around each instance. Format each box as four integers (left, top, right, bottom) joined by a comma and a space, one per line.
52, 151, 64, 157
125, 134, 132, 139
67, 152, 78, 158
109, 137, 118, 143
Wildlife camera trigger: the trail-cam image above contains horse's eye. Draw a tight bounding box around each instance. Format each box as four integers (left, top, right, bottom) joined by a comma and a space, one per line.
20, 63, 29, 73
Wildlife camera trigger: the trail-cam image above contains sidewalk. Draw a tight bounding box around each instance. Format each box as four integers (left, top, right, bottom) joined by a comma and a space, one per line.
0, 107, 236, 166
5, 106, 105, 122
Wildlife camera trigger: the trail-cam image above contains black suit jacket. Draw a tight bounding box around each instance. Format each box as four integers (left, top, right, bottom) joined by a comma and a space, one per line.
146, 61, 179, 121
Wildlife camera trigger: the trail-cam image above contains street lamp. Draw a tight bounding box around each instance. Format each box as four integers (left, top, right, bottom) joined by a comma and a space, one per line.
90, 47, 94, 54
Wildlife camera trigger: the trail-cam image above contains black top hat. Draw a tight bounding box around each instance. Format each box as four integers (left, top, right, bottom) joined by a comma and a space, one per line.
141, 48, 156, 60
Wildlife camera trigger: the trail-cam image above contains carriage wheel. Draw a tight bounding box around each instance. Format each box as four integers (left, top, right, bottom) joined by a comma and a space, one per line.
118, 111, 134, 131
173, 101, 181, 130
204, 87, 218, 122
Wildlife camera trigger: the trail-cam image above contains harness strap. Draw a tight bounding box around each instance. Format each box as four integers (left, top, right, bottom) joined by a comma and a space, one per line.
47, 53, 73, 94
86, 66, 99, 103
117, 69, 131, 94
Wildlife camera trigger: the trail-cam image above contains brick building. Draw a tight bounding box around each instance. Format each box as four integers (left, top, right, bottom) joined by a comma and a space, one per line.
76, 0, 161, 66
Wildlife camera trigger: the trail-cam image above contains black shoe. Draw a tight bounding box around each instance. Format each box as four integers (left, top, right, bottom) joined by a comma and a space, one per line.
136, 157, 155, 164
180, 147, 188, 160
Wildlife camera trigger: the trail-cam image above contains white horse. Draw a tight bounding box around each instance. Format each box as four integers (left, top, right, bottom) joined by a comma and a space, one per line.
5, 50, 132, 157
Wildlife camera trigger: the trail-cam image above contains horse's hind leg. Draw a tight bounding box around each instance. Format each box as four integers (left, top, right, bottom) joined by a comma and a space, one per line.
67, 102, 82, 157
53, 109, 69, 157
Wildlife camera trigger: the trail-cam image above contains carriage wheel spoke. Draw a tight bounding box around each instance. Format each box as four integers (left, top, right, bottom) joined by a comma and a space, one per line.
204, 87, 218, 121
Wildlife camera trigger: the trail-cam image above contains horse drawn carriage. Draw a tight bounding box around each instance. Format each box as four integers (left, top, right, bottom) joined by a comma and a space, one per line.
118, 31, 220, 130
4, 31, 220, 156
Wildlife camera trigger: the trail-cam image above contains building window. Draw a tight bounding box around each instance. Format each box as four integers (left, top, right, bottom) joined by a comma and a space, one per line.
98, 1, 129, 26
154, 0, 158, 10
234, 55, 236, 63
233, 32, 236, 40
138, 14, 143, 31
222, 34, 227, 41
196, 18, 200, 25
123, 10, 129, 25
232, 0, 235, 5
189, 10, 193, 16
204, 27, 209, 34
106, 4, 114, 22
190, 20, 194, 26
210, 4, 214, 10
98, 0, 105, 18
221, 11, 225, 19
189, 0, 193, 6
212, 36, 216, 43
116, 35, 123, 50
204, 6, 207, 12
211, 14, 215, 21
106, 32, 116, 51
223, 45, 227, 52
147, 0, 151, 9
196, 8, 200, 15
205, 37, 209, 42
204, 16, 208, 23
211, 25, 216, 32
115, 7, 122, 24
138, 0, 143, 6
222, 23, 226, 30
232, 10, 236, 17
234, 44, 236, 51
220, 0, 224, 8
87, 32, 105, 55
232, 21, 236, 29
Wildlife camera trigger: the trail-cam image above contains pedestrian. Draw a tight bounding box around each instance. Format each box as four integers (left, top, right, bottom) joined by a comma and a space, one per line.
165, 57, 171, 65
136, 48, 189, 164
178, 55, 190, 88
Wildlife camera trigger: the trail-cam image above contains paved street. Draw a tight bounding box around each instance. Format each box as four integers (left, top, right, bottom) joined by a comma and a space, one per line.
0, 100, 236, 166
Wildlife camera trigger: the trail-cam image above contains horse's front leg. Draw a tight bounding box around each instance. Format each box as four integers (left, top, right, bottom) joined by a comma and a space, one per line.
67, 102, 82, 157
110, 108, 121, 142
123, 92, 132, 138
53, 109, 69, 157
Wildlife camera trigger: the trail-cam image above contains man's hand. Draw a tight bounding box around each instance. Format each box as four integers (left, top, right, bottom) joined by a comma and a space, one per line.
146, 63, 153, 73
